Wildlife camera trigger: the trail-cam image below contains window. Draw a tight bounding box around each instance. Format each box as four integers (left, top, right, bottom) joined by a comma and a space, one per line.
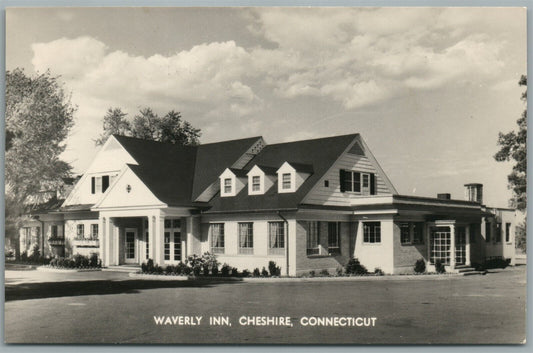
324, 180, 329, 187
362, 174, 369, 188
172, 219, 181, 228
224, 178, 232, 194
495, 223, 502, 243
164, 232, 171, 260
341, 170, 376, 195
268, 222, 285, 254
239, 223, 254, 254
363, 222, 381, 243
430, 226, 451, 265
174, 232, 181, 261
413, 223, 424, 244
400, 223, 411, 244
77, 224, 85, 237
306, 221, 320, 255
506, 223, 511, 243
485, 222, 491, 242
91, 224, 99, 239
252, 176, 261, 192
282, 173, 291, 189
210, 223, 225, 254
342, 170, 360, 192
165, 219, 172, 228
145, 228, 150, 260
51, 225, 58, 238
328, 222, 341, 255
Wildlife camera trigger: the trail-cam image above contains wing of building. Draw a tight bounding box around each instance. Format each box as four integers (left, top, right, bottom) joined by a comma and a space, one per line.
18, 133, 517, 275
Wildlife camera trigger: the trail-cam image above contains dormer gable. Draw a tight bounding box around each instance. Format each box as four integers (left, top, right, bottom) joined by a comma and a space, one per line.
219, 168, 247, 197
247, 165, 277, 195
277, 161, 313, 193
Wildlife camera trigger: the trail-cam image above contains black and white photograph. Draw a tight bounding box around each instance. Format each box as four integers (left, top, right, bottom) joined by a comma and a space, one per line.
3, 6, 528, 344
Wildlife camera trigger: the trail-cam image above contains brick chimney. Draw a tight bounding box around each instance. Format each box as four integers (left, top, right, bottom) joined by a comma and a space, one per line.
464, 183, 483, 204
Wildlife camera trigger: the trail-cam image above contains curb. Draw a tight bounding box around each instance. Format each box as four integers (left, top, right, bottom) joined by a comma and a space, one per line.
36, 266, 102, 273
128, 272, 188, 280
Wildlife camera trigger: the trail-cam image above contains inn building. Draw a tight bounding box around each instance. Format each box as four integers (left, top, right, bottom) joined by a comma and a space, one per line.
18, 133, 516, 275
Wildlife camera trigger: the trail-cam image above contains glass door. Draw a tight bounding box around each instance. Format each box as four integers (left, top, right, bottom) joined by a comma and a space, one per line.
124, 228, 137, 264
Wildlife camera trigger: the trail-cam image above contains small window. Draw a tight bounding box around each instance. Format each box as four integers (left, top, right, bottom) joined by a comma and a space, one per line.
282, 173, 291, 190
306, 221, 320, 255
328, 222, 341, 255
239, 223, 254, 254
51, 225, 58, 238
268, 222, 285, 254
224, 178, 232, 194
252, 176, 261, 192
164, 232, 171, 260
210, 223, 225, 254
324, 180, 329, 187
173, 231, 181, 261
91, 224, 99, 239
77, 224, 85, 237
400, 223, 411, 244
363, 222, 381, 243
505, 223, 511, 243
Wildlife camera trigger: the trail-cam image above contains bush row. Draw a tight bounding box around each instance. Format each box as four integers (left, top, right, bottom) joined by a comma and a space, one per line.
49, 253, 101, 269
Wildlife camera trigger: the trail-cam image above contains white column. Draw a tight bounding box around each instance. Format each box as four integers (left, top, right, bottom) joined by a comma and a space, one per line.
465, 225, 471, 266
149, 216, 156, 260
449, 224, 456, 270
105, 218, 114, 266
113, 220, 120, 265
99, 217, 106, 266
186, 216, 193, 260
154, 213, 165, 265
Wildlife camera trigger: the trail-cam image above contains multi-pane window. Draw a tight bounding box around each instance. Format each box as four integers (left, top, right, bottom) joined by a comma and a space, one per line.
485, 222, 491, 242
164, 232, 171, 261
430, 227, 451, 265
210, 223, 225, 254
51, 225, 58, 238
363, 222, 381, 243
268, 222, 285, 254
506, 223, 511, 243
174, 231, 181, 261
282, 173, 291, 189
455, 226, 466, 265
413, 223, 424, 244
145, 221, 150, 260
495, 223, 502, 243
328, 222, 341, 255
306, 221, 320, 255
91, 224, 99, 239
77, 224, 85, 237
252, 176, 261, 192
238, 223, 254, 254
224, 178, 232, 193
343, 171, 361, 192
400, 223, 411, 244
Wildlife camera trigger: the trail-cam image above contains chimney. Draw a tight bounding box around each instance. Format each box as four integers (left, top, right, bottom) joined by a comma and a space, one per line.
464, 183, 483, 204
437, 193, 451, 200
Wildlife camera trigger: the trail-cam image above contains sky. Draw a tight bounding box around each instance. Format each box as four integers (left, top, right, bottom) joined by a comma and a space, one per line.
5, 7, 527, 207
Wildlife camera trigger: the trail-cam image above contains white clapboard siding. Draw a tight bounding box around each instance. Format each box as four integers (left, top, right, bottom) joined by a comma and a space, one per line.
303, 152, 392, 206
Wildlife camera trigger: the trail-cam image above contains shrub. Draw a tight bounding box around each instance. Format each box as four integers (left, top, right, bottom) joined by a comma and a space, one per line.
192, 265, 202, 277
309, 270, 316, 277
483, 257, 510, 269
175, 262, 186, 275
202, 264, 210, 276
336, 266, 344, 277
202, 252, 219, 271
374, 268, 384, 276
30, 244, 41, 261
242, 269, 251, 277
141, 262, 147, 273
221, 263, 231, 277
165, 265, 174, 274
261, 267, 269, 277
472, 262, 485, 272
154, 265, 164, 274
435, 259, 446, 274
414, 259, 426, 274
50, 258, 58, 267
268, 261, 281, 277
183, 266, 192, 275
146, 259, 155, 273
253, 268, 261, 277
345, 258, 368, 275
211, 265, 219, 276
56, 257, 65, 267
319, 269, 330, 277
89, 253, 99, 267
230, 267, 239, 277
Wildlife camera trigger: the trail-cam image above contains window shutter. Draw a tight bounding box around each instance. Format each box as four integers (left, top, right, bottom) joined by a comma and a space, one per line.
91, 177, 95, 194
339, 170, 346, 192
102, 175, 110, 192
354, 172, 361, 192
370, 173, 376, 195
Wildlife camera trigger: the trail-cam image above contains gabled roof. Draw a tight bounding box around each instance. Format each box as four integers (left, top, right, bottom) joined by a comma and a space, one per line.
283, 161, 314, 174
205, 134, 358, 212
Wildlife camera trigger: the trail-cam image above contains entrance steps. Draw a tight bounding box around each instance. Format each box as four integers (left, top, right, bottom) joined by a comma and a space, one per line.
453, 265, 485, 276
103, 265, 141, 273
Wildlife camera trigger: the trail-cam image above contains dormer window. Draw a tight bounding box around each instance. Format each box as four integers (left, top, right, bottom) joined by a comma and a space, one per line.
282, 173, 292, 190
224, 178, 232, 194
252, 176, 261, 192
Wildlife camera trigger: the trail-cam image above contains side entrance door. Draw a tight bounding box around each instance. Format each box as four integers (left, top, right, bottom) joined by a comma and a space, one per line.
125, 228, 137, 264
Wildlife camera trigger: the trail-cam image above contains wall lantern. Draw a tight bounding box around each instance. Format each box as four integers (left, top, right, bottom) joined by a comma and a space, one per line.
126, 184, 132, 193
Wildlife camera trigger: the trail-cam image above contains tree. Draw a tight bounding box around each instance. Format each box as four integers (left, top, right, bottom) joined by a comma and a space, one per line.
5, 68, 76, 256
494, 75, 527, 211
94, 108, 130, 146
96, 107, 201, 146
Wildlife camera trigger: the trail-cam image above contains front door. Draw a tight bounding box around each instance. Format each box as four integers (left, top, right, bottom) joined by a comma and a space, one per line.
125, 228, 137, 264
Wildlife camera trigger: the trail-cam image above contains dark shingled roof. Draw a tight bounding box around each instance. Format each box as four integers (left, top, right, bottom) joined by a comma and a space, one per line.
205, 134, 358, 212
113, 135, 260, 207
253, 165, 278, 175
26, 197, 66, 214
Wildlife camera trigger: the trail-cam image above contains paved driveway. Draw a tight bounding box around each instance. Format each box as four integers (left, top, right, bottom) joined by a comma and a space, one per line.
4, 266, 526, 344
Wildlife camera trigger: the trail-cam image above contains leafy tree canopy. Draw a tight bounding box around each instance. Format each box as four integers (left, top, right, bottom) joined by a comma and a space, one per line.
95, 107, 201, 146
5, 68, 76, 205
494, 75, 527, 211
